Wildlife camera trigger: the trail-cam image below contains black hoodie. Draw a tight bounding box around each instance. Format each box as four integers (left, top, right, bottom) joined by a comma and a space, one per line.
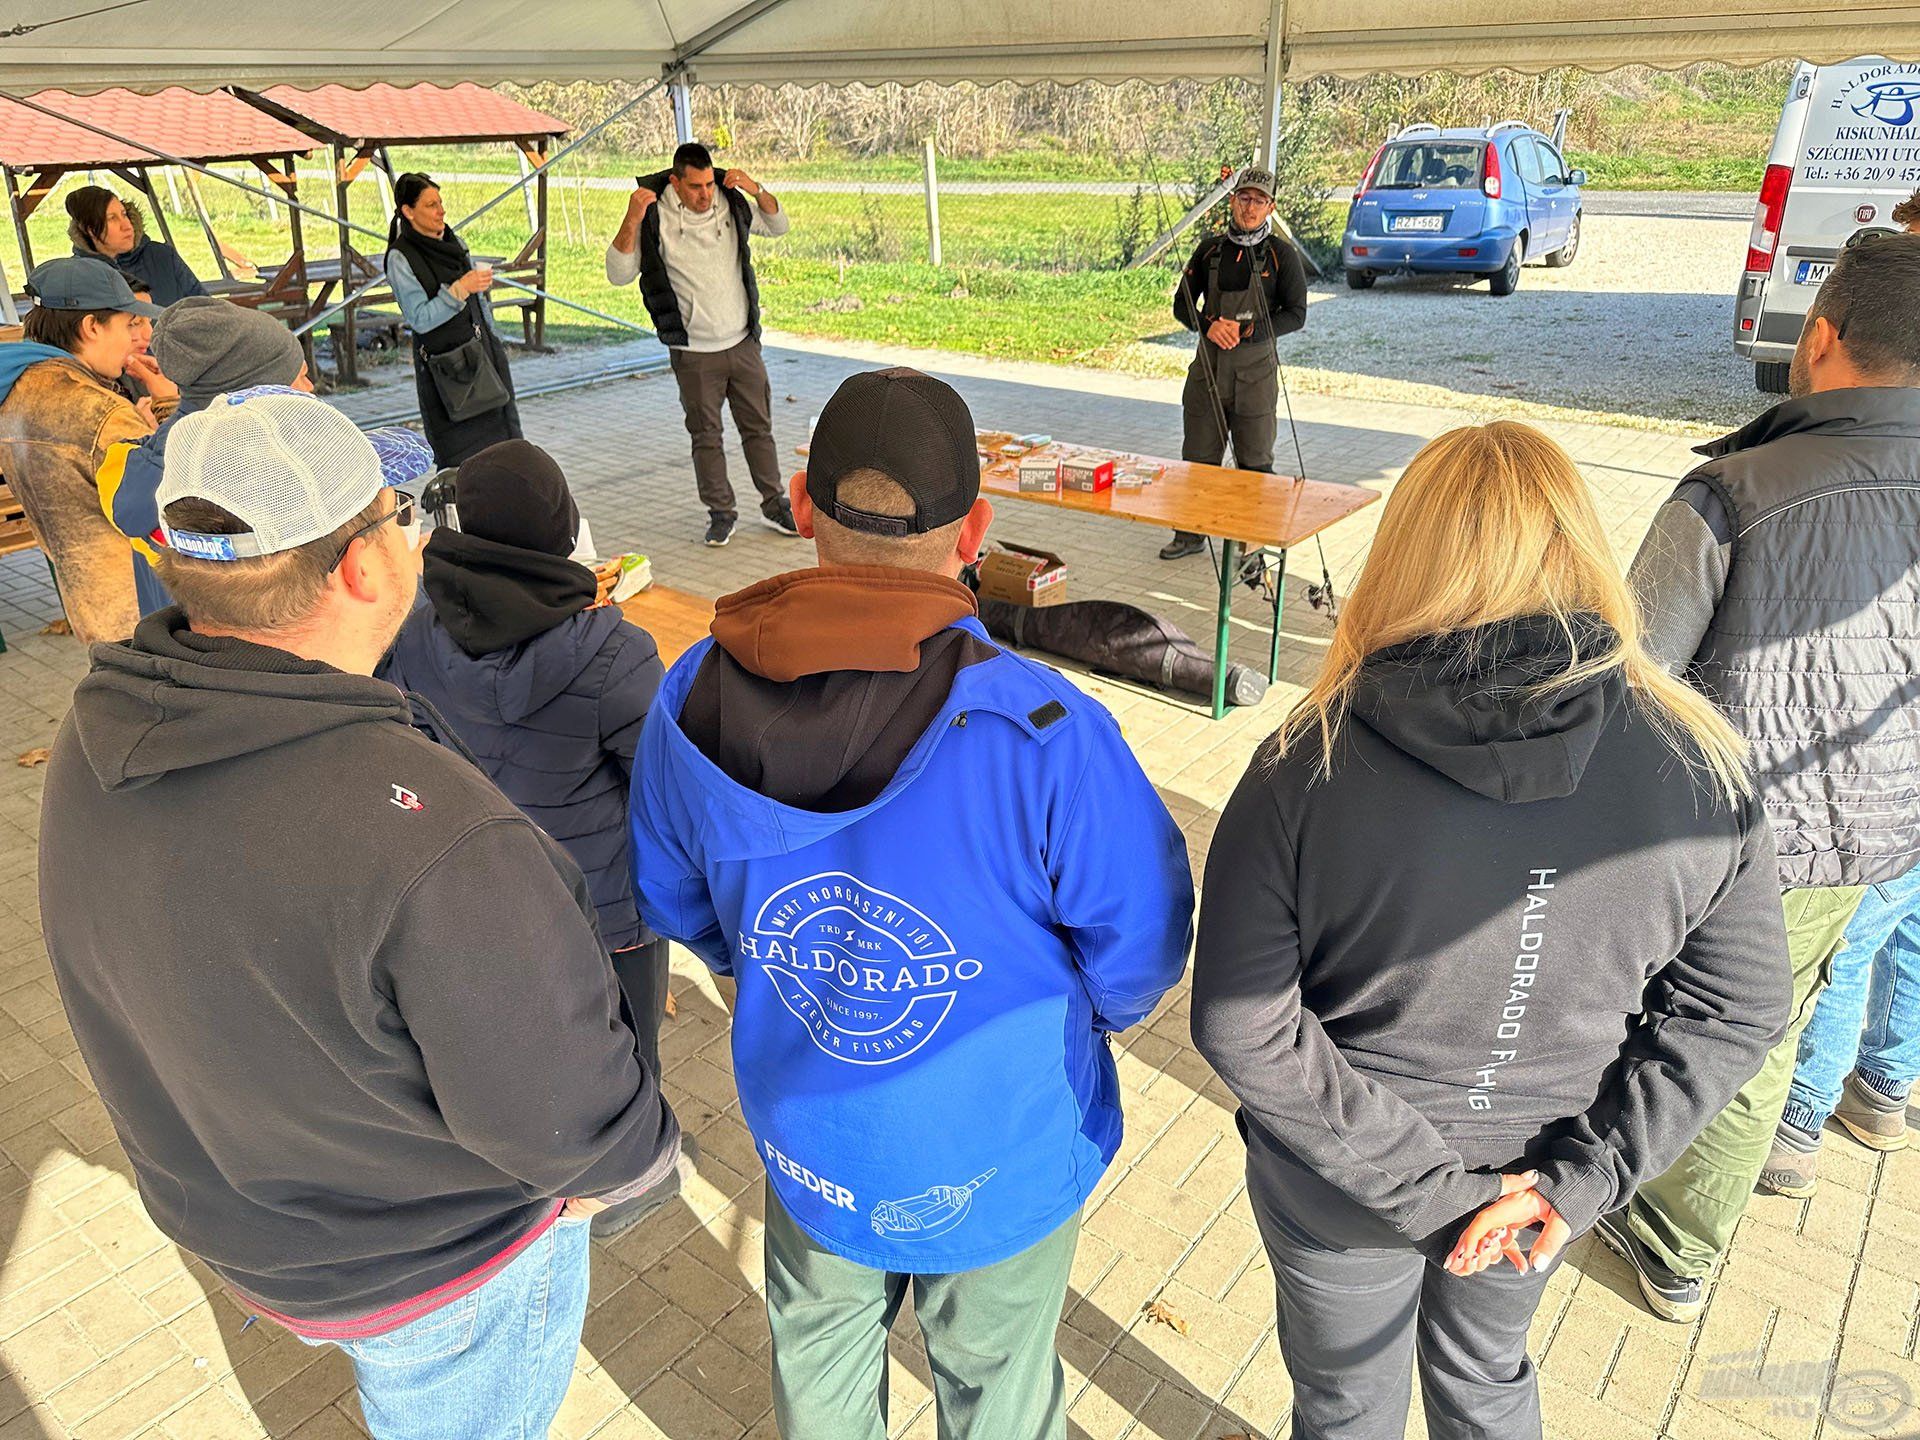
40, 611, 678, 1333
1192, 615, 1790, 1245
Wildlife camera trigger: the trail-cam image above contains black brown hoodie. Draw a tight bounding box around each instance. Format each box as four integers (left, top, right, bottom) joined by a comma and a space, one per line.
40, 610, 677, 1334
1192, 615, 1791, 1246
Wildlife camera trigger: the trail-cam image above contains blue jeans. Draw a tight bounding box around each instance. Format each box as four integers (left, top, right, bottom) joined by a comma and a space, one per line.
1783, 867, 1920, 1135
299, 1214, 592, 1440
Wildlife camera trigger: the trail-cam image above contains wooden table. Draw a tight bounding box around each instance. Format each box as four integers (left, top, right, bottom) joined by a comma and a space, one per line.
619, 583, 715, 667
801, 430, 1378, 718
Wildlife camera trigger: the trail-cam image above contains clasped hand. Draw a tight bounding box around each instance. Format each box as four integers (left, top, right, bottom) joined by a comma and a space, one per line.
1444, 1170, 1573, 1277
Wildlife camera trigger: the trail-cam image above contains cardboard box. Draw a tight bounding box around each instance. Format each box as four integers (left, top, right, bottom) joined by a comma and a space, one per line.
977, 543, 1068, 607
1017, 455, 1061, 493
1060, 455, 1115, 493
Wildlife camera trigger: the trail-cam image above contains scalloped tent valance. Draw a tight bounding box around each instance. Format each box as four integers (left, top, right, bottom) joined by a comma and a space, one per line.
0, 0, 1915, 94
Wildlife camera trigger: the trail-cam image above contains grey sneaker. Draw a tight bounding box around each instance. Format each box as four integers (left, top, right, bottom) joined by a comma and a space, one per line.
1835, 1072, 1912, 1153
1594, 1210, 1704, 1324
1757, 1133, 1819, 1199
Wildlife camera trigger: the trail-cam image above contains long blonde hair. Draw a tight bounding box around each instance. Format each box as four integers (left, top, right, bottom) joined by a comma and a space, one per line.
1274, 421, 1750, 802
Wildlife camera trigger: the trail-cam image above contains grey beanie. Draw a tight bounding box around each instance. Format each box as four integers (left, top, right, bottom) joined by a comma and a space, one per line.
152, 296, 305, 401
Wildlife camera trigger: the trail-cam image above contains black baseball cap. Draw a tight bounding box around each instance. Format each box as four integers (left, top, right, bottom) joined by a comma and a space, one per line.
805, 368, 979, 536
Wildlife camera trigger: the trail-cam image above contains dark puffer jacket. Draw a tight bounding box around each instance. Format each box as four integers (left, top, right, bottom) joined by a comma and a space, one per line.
633, 167, 761, 349
379, 534, 664, 950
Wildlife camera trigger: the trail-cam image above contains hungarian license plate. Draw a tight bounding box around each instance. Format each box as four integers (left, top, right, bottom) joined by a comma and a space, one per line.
1795, 260, 1833, 286
1389, 213, 1446, 233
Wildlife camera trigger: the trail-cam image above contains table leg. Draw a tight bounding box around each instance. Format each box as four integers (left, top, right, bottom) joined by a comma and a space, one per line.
1213, 538, 1241, 721
1268, 547, 1289, 684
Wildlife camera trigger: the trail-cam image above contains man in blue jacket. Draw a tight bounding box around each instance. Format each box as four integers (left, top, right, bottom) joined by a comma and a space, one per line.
631, 367, 1194, 1438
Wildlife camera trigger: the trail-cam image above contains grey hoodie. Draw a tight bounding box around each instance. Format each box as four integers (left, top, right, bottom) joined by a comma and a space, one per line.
1192, 615, 1791, 1245
40, 610, 677, 1333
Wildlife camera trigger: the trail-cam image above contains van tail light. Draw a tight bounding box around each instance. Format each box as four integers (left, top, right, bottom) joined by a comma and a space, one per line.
1746, 163, 1793, 274
1356, 145, 1384, 195
1482, 143, 1502, 200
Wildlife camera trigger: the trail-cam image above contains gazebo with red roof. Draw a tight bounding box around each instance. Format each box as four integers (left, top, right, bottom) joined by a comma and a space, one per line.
236, 83, 570, 383
0, 87, 317, 324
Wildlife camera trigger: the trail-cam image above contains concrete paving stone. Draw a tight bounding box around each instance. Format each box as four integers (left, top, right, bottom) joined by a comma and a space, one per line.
44, 1329, 188, 1428
631, 1370, 747, 1440
1839, 1262, 1920, 1357
65, 1362, 202, 1440
551, 1362, 632, 1440
284, 1404, 369, 1440
671, 1334, 772, 1427
1133, 1379, 1215, 1440
1597, 1327, 1686, 1427
0, 1250, 111, 1338
157, 1385, 269, 1440
0, 1313, 96, 1400
241, 1347, 355, 1437
598, 1302, 707, 1394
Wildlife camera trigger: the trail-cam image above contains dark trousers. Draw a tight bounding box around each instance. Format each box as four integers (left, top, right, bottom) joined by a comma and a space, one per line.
1181, 341, 1278, 472
668, 338, 786, 521
1247, 1135, 1554, 1440
610, 938, 670, 1079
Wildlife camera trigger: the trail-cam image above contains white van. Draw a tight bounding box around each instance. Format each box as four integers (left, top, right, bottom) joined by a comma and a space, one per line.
1734, 59, 1917, 393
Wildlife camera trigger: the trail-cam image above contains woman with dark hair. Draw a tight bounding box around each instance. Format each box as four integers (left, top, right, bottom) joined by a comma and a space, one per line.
385, 172, 522, 465
67, 186, 208, 306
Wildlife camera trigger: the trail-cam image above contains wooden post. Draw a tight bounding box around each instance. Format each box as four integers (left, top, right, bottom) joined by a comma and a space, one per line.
4, 167, 37, 277
333, 143, 360, 387
533, 139, 550, 351
924, 137, 942, 267
279, 155, 315, 380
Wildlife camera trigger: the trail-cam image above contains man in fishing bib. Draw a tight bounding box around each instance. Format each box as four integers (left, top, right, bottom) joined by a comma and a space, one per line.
1162, 167, 1309, 561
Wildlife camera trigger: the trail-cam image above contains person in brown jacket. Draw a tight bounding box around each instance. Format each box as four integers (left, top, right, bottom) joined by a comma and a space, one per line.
0, 258, 172, 644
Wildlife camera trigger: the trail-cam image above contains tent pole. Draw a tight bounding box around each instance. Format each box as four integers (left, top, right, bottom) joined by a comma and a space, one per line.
1257, 0, 1287, 169
671, 78, 695, 144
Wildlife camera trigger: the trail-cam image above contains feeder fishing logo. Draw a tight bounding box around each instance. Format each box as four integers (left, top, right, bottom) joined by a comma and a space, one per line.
740, 872, 983, 1065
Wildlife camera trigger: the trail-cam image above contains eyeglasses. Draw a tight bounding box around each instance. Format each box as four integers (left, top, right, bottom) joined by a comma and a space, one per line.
326, 492, 418, 574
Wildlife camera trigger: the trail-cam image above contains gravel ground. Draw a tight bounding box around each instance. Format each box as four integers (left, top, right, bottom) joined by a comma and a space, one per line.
1139, 212, 1767, 433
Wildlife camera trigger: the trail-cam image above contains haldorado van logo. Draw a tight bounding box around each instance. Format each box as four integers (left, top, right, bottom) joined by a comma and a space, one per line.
741, 872, 983, 1065
1853, 78, 1920, 128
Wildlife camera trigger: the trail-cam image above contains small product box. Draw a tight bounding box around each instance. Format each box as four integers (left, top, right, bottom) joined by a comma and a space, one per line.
1113, 460, 1164, 490
1017, 454, 1061, 493
1060, 455, 1116, 493
977, 543, 1069, 608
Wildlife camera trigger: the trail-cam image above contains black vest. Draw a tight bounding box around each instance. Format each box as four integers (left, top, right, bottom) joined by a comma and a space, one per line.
636, 181, 761, 349
1688, 387, 1920, 888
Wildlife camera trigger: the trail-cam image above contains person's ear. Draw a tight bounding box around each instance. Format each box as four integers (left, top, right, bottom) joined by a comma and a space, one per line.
790, 473, 816, 540
1802, 313, 1841, 373
956, 497, 994, 566
335, 532, 387, 605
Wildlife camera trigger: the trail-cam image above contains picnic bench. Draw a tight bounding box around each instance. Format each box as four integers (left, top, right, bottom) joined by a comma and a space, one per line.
801, 429, 1378, 718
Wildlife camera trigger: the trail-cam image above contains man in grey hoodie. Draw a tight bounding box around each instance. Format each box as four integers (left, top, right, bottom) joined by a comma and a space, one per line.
40, 390, 677, 1439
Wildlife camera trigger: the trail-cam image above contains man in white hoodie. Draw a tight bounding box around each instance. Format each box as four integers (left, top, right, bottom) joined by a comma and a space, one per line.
608, 142, 797, 548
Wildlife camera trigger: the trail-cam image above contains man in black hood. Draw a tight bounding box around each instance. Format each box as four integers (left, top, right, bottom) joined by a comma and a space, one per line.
380, 439, 686, 1239
40, 392, 676, 1435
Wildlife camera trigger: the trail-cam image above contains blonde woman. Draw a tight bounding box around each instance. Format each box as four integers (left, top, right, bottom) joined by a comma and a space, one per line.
1191, 422, 1791, 1440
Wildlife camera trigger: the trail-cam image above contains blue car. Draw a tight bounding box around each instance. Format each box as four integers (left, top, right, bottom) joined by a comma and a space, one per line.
1341, 121, 1587, 295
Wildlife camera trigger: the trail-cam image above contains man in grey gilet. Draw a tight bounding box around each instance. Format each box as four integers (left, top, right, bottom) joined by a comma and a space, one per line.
1600, 234, 1920, 1323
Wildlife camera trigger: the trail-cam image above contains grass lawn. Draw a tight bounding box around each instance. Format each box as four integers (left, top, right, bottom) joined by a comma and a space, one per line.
18, 171, 1184, 371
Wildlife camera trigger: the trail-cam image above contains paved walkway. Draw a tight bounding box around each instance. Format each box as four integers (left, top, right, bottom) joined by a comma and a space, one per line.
0, 342, 1916, 1440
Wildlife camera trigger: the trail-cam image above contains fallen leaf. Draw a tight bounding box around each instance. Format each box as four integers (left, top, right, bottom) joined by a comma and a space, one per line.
664, 989, 678, 1019
16, 748, 50, 767
38, 619, 70, 636
1142, 1299, 1189, 1336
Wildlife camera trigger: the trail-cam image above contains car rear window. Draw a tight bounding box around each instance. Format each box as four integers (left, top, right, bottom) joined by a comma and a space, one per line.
1372, 142, 1484, 190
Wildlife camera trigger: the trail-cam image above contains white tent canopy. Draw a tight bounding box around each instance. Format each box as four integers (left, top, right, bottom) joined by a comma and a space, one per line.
2, 0, 1917, 95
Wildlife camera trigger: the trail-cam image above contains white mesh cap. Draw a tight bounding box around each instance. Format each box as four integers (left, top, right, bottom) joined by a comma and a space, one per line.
157, 387, 435, 562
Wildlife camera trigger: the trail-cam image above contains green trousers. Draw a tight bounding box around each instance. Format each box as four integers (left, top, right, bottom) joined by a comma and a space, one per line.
1628, 883, 1865, 1279
762, 1183, 1079, 1440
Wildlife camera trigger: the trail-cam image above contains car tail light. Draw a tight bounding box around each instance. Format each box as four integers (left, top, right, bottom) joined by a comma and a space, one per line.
1747, 164, 1792, 274
1742, 316, 1755, 331
1482, 144, 1502, 200
1458, 247, 1479, 257
1356, 145, 1384, 195
1353, 245, 1369, 256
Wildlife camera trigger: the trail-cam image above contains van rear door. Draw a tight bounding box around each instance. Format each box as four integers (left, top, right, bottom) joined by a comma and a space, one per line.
1774, 61, 1920, 310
